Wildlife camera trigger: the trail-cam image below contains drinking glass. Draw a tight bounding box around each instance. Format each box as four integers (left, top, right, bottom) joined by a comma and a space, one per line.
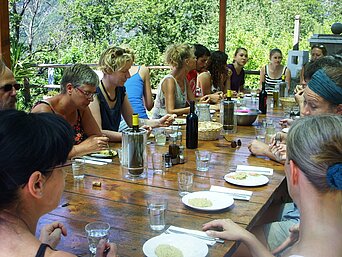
147, 198, 168, 231
71, 156, 85, 180
177, 171, 194, 197
152, 152, 165, 174
85, 221, 110, 254
154, 128, 167, 146
195, 150, 212, 172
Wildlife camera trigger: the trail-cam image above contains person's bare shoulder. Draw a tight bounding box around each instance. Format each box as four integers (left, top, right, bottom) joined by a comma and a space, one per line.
198, 71, 211, 79
48, 250, 77, 257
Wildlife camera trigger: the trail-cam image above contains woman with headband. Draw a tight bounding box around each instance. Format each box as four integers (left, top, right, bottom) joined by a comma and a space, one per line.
204, 115, 342, 257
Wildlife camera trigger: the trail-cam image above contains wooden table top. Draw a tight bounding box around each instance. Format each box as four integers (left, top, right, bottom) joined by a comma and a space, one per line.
37, 101, 288, 257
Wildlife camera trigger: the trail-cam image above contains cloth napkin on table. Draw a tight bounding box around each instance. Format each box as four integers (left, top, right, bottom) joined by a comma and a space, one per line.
235, 165, 273, 176
164, 226, 217, 246
210, 185, 253, 201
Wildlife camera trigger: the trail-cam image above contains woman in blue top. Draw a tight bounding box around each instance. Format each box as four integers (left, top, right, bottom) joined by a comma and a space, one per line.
118, 51, 154, 131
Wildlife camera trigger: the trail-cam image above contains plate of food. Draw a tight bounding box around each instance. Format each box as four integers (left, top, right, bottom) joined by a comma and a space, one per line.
181, 191, 234, 211
224, 172, 269, 187
174, 118, 186, 125
143, 234, 208, 257
90, 149, 117, 158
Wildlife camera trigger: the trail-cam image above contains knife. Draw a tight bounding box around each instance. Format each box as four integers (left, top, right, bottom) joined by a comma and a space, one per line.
167, 229, 225, 244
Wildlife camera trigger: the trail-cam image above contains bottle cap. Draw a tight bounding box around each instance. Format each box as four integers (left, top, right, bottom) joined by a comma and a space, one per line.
132, 113, 139, 126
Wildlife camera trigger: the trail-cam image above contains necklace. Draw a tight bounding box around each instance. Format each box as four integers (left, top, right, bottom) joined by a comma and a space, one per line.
100, 80, 116, 102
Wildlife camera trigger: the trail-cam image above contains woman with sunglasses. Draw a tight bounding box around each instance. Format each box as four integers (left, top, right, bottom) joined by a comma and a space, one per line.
31, 64, 109, 158
0, 110, 117, 257
0, 59, 19, 110
89, 46, 174, 142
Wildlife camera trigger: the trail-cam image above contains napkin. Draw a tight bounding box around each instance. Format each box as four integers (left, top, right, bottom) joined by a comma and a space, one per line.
75, 158, 107, 166
235, 165, 273, 176
165, 226, 217, 246
210, 185, 252, 201
84, 156, 112, 163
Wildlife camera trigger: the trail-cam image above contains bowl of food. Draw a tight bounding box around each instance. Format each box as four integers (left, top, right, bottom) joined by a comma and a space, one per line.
198, 121, 223, 140
235, 107, 260, 126
279, 97, 298, 109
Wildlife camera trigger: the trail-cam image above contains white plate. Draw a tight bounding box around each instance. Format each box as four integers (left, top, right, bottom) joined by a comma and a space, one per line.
143, 234, 208, 257
224, 172, 269, 187
182, 191, 234, 211
209, 109, 215, 114
174, 118, 186, 125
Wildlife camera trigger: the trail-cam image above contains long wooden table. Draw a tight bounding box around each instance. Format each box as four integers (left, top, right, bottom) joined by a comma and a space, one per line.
37, 102, 288, 257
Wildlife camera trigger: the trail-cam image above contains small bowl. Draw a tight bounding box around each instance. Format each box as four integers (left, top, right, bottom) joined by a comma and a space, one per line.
235, 108, 260, 126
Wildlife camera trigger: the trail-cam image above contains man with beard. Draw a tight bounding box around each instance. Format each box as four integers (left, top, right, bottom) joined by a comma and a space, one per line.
0, 59, 18, 110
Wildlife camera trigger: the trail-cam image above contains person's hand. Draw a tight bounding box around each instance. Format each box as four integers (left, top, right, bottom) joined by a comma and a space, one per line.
95, 239, 118, 257
269, 132, 287, 147
247, 140, 270, 156
270, 143, 287, 163
279, 118, 294, 128
202, 219, 249, 241
39, 222, 67, 248
199, 95, 210, 103
141, 125, 152, 137
157, 114, 176, 127
83, 136, 109, 152
272, 223, 300, 255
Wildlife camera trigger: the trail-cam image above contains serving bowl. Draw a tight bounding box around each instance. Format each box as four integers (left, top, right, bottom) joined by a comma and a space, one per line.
235, 107, 260, 126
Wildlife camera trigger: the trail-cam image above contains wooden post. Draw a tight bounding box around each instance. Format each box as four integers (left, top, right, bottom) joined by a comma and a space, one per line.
0, 0, 11, 68
219, 0, 227, 52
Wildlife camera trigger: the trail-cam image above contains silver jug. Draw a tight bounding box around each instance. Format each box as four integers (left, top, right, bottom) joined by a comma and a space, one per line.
196, 103, 211, 122
122, 127, 147, 180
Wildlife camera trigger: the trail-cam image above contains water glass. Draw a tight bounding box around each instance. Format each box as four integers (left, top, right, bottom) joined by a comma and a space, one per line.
71, 156, 85, 180
147, 198, 168, 231
195, 150, 212, 172
152, 152, 165, 174
177, 171, 194, 197
85, 221, 110, 254
265, 124, 276, 145
154, 128, 167, 146
255, 126, 265, 142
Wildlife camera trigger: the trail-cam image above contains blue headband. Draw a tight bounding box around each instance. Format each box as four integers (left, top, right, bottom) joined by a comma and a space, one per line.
327, 163, 342, 190
308, 69, 342, 105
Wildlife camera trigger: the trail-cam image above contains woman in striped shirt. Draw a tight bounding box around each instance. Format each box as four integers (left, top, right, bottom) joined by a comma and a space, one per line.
259, 48, 291, 92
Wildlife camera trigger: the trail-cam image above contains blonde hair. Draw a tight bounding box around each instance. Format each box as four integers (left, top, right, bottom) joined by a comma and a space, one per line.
98, 46, 133, 74
164, 43, 194, 69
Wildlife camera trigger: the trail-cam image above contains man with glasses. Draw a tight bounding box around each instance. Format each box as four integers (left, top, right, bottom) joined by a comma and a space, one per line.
0, 59, 19, 110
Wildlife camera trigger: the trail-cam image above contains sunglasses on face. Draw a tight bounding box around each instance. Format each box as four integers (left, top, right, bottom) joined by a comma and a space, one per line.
0, 83, 20, 92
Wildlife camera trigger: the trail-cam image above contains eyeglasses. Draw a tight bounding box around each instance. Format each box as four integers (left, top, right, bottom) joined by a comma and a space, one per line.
312, 44, 326, 49
76, 87, 96, 99
0, 83, 20, 92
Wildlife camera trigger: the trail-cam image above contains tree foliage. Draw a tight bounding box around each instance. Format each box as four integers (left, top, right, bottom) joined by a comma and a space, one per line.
8, 0, 342, 107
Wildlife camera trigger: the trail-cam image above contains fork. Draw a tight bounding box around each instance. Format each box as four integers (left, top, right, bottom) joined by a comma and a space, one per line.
165, 229, 225, 244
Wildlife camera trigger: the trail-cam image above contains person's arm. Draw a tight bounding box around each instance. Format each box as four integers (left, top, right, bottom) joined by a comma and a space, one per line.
203, 219, 274, 257
162, 77, 190, 116
121, 93, 134, 127
89, 95, 123, 142
140, 66, 154, 111
299, 65, 305, 85
259, 66, 266, 90
285, 67, 291, 92
198, 71, 212, 96
247, 140, 283, 163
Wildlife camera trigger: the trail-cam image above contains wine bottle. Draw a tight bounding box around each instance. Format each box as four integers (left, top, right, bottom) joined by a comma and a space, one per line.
132, 113, 139, 132
259, 82, 267, 114
186, 100, 198, 149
